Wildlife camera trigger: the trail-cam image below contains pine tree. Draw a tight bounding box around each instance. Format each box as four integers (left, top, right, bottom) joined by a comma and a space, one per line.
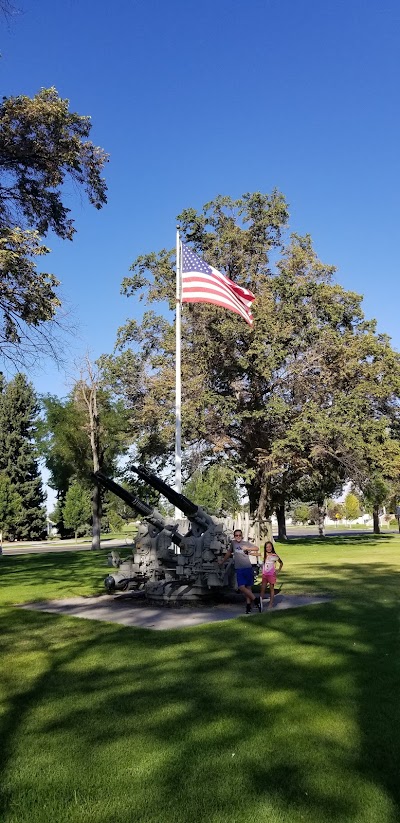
0, 472, 22, 548
0, 373, 46, 539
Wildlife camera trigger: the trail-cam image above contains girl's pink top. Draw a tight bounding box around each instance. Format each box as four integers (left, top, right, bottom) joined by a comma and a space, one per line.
262, 553, 280, 574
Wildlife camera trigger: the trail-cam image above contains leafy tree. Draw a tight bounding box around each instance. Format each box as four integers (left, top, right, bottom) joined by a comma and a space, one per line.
62, 482, 92, 539
0, 88, 107, 239
37, 395, 83, 498
0, 473, 22, 549
104, 191, 290, 534
0, 373, 46, 538
326, 500, 344, 521
253, 237, 400, 535
101, 485, 142, 532
343, 492, 361, 521
0, 229, 61, 366
73, 356, 130, 549
183, 465, 240, 515
292, 503, 310, 525
38, 358, 129, 546
101, 492, 125, 532
0, 87, 108, 365
103, 192, 400, 540
362, 474, 392, 535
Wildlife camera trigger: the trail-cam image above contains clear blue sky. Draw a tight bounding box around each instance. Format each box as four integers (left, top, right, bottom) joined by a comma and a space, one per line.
2, 0, 400, 391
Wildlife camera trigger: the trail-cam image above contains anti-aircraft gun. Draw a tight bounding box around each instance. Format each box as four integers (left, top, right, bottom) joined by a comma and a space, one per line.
132, 465, 235, 601
94, 468, 236, 603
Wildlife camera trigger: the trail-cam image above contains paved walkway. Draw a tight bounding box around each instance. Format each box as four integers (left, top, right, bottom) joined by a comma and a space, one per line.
21, 592, 333, 630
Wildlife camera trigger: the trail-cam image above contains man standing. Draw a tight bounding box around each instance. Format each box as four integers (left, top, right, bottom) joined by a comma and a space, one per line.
218, 529, 262, 614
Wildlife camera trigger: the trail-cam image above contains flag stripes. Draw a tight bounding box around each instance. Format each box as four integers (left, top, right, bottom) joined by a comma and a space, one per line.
181, 244, 255, 325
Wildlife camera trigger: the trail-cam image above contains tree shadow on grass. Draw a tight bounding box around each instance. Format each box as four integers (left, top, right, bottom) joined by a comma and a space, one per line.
0, 562, 399, 822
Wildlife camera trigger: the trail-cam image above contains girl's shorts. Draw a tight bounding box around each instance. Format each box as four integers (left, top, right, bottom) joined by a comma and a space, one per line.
262, 572, 277, 585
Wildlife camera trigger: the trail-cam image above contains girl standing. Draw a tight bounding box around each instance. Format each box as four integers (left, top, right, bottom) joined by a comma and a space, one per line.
260, 541, 283, 609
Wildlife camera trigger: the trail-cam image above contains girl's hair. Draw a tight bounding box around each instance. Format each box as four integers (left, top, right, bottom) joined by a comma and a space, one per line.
263, 541, 274, 562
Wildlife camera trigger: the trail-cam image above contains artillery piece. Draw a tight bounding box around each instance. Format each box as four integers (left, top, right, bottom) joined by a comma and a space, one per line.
94, 467, 239, 604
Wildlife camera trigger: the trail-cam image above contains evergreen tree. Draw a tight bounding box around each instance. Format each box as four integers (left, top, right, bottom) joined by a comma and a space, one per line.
0, 373, 46, 539
0, 473, 22, 548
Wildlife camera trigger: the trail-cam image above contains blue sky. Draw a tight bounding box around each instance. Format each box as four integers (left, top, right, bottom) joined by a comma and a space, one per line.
2, 0, 400, 397
1, 0, 400, 509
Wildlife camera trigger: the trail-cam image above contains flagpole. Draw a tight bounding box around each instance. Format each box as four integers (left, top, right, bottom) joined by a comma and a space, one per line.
175, 226, 182, 518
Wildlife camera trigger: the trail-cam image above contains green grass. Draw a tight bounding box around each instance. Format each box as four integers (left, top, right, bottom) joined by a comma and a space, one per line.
0, 550, 107, 604
0, 536, 399, 823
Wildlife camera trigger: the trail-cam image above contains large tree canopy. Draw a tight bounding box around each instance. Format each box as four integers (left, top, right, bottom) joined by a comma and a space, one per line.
0, 87, 108, 364
103, 192, 400, 534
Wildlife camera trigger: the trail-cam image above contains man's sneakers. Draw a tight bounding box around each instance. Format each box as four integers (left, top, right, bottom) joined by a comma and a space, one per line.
246, 597, 263, 615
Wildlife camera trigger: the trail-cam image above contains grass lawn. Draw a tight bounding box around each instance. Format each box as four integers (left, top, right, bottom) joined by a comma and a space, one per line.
0, 535, 399, 823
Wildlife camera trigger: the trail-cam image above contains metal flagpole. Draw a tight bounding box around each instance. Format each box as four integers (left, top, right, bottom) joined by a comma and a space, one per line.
175, 226, 182, 518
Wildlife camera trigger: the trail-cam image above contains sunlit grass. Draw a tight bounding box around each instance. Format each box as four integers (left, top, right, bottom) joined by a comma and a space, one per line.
0, 550, 107, 605
0, 536, 399, 822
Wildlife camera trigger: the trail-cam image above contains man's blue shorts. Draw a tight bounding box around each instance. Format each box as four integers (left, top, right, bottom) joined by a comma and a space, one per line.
236, 567, 254, 588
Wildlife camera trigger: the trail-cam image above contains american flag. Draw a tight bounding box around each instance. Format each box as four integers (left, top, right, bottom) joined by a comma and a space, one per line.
181, 244, 255, 326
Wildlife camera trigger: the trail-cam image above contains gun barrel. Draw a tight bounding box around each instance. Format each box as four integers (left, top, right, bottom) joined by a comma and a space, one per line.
93, 471, 182, 547
93, 471, 154, 518
132, 466, 198, 516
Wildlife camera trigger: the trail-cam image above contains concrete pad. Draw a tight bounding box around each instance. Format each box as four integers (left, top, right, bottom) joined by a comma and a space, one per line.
20, 592, 333, 630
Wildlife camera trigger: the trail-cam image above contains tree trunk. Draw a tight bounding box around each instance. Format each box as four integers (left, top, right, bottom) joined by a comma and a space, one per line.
317, 501, 326, 537
263, 519, 273, 544
247, 476, 272, 546
276, 504, 287, 541
373, 506, 380, 534
78, 363, 102, 552
253, 473, 273, 545
91, 481, 101, 551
